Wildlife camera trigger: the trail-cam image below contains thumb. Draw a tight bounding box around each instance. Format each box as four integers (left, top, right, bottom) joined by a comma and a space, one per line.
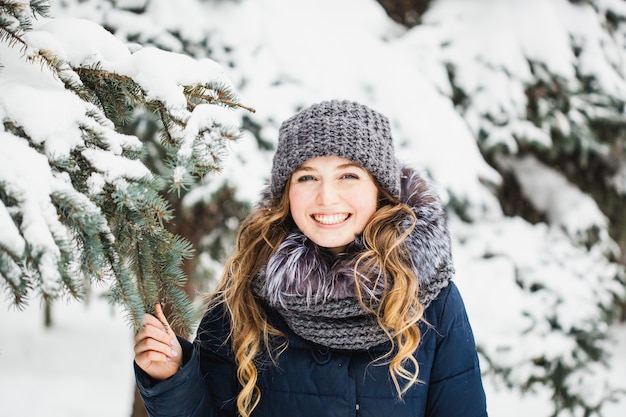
154, 303, 174, 336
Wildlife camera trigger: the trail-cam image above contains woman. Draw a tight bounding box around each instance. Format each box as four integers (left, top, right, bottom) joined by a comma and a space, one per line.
134, 100, 488, 417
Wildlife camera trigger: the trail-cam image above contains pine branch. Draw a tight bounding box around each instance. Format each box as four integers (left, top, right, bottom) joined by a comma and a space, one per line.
0, 14, 251, 335
0, 0, 49, 22
184, 83, 256, 113
0, 252, 29, 305
28, 0, 50, 19
0, 12, 27, 50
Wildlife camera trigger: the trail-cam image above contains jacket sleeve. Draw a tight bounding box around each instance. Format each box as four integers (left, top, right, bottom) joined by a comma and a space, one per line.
425, 282, 488, 417
134, 305, 240, 417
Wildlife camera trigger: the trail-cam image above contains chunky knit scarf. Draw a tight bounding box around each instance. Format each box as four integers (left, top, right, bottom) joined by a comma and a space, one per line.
252, 233, 390, 349
252, 167, 454, 350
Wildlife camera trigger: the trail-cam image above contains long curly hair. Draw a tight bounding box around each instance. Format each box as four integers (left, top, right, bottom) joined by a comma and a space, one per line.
206, 179, 424, 417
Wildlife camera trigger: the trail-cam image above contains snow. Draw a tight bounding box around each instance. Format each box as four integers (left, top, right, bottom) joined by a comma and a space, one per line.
0, 297, 135, 417
498, 155, 610, 244
0, 131, 66, 294
1, 0, 626, 415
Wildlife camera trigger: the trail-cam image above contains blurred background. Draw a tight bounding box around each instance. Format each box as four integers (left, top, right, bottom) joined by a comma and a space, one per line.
1, 0, 625, 416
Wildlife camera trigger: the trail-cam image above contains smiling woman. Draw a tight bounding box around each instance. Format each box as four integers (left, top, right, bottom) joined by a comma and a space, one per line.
133, 100, 488, 417
288, 156, 379, 254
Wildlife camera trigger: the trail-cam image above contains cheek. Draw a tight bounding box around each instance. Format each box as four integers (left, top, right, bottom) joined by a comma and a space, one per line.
348, 188, 378, 223
353, 186, 378, 209
361, 198, 378, 223
288, 188, 300, 209
288, 188, 307, 218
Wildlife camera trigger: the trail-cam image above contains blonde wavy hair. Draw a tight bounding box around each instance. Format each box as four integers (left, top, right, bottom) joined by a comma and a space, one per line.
206, 180, 424, 417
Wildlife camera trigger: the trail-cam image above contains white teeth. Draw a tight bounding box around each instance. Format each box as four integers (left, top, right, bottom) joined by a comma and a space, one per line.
313, 213, 348, 225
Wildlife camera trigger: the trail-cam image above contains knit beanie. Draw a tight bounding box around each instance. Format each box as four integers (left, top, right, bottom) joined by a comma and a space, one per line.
270, 100, 400, 200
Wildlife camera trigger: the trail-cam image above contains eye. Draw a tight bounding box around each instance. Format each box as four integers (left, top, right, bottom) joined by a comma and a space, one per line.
296, 174, 315, 182
340, 173, 359, 180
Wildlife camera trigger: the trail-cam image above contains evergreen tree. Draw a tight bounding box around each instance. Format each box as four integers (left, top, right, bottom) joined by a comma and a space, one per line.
0, 0, 250, 335
378, 0, 626, 414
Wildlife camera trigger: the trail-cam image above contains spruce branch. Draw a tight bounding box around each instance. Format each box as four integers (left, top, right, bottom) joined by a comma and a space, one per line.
0, 11, 27, 50
184, 83, 256, 113
0, 12, 252, 335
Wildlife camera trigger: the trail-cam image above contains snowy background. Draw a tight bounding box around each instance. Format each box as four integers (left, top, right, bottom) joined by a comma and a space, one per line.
1, 0, 626, 416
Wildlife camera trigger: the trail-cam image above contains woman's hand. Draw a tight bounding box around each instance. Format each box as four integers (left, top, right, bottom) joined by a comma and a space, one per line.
134, 303, 183, 380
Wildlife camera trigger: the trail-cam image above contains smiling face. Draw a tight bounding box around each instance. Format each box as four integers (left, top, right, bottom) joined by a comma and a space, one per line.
288, 155, 379, 254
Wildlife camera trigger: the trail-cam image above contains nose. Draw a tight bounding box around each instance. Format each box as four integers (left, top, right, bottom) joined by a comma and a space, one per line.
316, 181, 340, 205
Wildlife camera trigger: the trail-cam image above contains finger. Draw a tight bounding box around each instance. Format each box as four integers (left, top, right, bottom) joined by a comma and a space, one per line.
134, 321, 175, 346
135, 314, 167, 341
154, 303, 174, 336
134, 331, 180, 365
135, 348, 175, 373
134, 336, 179, 360
142, 313, 166, 329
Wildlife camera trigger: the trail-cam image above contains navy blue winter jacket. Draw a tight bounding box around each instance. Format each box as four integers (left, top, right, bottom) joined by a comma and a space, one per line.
135, 281, 487, 417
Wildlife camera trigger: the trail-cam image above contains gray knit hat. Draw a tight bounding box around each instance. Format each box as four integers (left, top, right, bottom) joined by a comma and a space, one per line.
270, 100, 400, 200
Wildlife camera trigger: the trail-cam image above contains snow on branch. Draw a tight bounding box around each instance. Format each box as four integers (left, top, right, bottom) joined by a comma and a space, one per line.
0, 7, 251, 333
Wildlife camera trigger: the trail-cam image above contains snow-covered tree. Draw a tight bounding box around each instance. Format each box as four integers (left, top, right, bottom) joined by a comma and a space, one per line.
15, 0, 626, 415
0, 0, 249, 334
411, 1, 626, 413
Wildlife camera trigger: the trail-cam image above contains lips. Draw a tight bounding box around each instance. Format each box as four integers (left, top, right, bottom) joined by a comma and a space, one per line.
312, 213, 350, 225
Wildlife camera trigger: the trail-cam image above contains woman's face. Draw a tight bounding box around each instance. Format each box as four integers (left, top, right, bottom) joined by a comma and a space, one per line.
288, 155, 378, 254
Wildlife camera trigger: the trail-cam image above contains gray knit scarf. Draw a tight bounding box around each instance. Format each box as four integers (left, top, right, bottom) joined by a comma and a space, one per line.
252, 167, 454, 350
